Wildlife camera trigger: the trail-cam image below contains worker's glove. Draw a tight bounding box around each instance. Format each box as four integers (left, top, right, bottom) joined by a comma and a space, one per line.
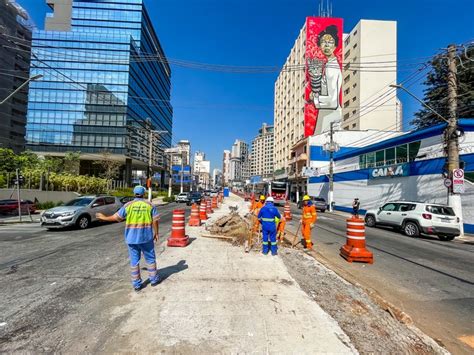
310, 223, 315, 229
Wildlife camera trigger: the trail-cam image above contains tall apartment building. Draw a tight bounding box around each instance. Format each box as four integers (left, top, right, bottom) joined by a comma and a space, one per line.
250, 123, 274, 179
26, 0, 172, 183
171, 140, 191, 166
193, 151, 210, 189
274, 19, 399, 173
0, 0, 32, 153
341, 20, 399, 131
230, 139, 249, 185
222, 150, 231, 186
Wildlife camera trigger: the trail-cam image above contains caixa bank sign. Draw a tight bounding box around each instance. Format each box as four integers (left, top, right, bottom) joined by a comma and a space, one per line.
369, 163, 410, 179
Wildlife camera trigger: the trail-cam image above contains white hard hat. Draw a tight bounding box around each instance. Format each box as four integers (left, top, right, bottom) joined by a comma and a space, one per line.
266, 197, 274, 202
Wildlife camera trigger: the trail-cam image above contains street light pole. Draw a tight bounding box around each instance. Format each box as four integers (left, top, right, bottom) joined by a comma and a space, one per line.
0, 74, 43, 105
391, 46, 463, 234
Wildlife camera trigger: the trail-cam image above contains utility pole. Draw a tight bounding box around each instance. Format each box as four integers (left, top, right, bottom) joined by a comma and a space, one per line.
147, 128, 153, 201
328, 122, 335, 212
446, 44, 463, 235
180, 151, 184, 194
16, 168, 21, 222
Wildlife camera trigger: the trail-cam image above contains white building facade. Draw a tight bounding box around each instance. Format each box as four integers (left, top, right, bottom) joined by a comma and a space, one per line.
250, 123, 274, 179
222, 150, 231, 186
230, 140, 249, 186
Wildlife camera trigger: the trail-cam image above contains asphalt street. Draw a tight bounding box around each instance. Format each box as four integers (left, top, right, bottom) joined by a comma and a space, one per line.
0, 202, 191, 352
285, 203, 474, 354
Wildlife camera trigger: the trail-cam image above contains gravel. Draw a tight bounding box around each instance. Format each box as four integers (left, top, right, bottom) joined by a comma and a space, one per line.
280, 248, 449, 354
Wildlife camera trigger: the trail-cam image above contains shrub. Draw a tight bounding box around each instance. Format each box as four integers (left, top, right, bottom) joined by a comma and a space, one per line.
163, 196, 175, 203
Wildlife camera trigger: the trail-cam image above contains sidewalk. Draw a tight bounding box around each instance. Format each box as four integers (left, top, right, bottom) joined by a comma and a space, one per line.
100, 193, 356, 353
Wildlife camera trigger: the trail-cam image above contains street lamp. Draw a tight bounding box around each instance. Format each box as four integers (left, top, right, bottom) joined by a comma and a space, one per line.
389, 84, 449, 123
0, 74, 43, 105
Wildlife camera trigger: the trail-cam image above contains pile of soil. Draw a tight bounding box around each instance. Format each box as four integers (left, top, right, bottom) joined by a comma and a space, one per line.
206, 214, 251, 246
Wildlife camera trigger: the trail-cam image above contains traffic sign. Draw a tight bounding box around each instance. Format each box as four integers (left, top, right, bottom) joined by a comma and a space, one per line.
452, 169, 464, 194
443, 178, 452, 188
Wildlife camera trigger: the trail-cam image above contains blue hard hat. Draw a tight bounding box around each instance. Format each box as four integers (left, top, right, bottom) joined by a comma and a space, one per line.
133, 185, 146, 195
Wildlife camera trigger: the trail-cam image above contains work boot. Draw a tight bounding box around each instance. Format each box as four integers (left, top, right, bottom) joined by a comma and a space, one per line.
150, 275, 161, 287
305, 240, 313, 250
262, 242, 269, 255
133, 284, 143, 293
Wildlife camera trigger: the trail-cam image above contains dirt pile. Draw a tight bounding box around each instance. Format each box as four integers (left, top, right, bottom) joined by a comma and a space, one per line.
206, 214, 251, 246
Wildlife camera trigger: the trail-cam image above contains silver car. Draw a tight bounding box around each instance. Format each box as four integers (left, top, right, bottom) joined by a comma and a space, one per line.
41, 196, 122, 230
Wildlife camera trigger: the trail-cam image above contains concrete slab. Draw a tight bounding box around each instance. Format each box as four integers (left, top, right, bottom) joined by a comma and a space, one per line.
101, 194, 356, 353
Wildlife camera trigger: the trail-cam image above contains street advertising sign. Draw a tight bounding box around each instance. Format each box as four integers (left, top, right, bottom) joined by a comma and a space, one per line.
452, 169, 464, 193
443, 178, 452, 188
304, 16, 343, 137
369, 163, 410, 179
302, 166, 320, 177
250, 176, 262, 184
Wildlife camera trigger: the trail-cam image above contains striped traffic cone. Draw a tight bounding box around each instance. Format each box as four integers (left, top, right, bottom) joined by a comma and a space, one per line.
284, 200, 292, 221
199, 199, 208, 221
188, 203, 201, 226
167, 209, 189, 247
206, 198, 213, 214
340, 217, 373, 263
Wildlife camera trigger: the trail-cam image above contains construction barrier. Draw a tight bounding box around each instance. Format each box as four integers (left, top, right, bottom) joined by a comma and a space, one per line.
206, 198, 213, 214
167, 209, 189, 247
199, 199, 208, 221
284, 200, 292, 221
188, 203, 201, 226
340, 217, 373, 263
211, 196, 218, 209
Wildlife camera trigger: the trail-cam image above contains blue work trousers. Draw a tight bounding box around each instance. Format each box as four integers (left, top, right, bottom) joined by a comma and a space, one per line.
262, 228, 277, 255
127, 241, 160, 288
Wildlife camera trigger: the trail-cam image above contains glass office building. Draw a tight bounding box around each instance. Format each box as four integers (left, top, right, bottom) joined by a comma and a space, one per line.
26, 0, 172, 178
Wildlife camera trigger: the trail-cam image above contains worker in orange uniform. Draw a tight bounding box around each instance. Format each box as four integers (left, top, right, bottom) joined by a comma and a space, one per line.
301, 195, 317, 249
252, 198, 262, 238
277, 216, 286, 243
252, 195, 265, 211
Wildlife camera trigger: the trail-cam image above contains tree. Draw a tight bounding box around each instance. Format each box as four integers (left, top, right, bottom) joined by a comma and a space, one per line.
0, 148, 17, 172
94, 150, 122, 182
63, 152, 81, 175
411, 44, 474, 129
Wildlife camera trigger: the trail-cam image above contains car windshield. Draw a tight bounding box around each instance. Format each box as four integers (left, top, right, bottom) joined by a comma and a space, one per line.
314, 198, 325, 202
426, 205, 455, 216
64, 198, 93, 207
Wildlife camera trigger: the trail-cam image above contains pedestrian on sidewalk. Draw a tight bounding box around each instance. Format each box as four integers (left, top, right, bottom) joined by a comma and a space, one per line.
352, 198, 360, 219
96, 185, 161, 292
301, 195, 317, 249
257, 196, 281, 256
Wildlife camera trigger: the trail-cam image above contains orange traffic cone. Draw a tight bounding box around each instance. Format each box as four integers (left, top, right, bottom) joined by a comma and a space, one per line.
340, 217, 373, 263
206, 198, 213, 214
284, 200, 292, 221
199, 199, 208, 221
188, 203, 201, 226
212, 196, 218, 209
167, 209, 189, 247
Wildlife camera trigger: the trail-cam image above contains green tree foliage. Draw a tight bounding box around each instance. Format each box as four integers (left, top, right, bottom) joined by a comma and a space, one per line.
63, 152, 81, 175
411, 44, 474, 129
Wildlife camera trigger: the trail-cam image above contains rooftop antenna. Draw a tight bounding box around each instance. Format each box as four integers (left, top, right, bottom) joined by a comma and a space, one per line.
318, 0, 333, 17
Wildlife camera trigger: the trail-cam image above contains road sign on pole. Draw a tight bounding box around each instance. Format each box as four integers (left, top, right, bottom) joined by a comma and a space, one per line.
443, 178, 452, 188
452, 169, 464, 194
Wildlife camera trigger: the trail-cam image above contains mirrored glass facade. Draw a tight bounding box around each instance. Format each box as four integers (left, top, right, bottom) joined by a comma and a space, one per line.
26, 0, 172, 166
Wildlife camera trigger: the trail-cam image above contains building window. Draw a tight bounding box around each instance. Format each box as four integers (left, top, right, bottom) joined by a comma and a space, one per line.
353, 83, 357, 89
344, 75, 350, 84
344, 49, 351, 60
353, 43, 358, 50
352, 96, 357, 102
344, 37, 350, 46
344, 88, 350, 95
343, 113, 350, 120
344, 100, 350, 108
352, 123, 357, 128
353, 30, 358, 36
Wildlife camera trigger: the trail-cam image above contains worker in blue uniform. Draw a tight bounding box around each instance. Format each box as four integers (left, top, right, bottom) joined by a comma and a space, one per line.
257, 196, 282, 256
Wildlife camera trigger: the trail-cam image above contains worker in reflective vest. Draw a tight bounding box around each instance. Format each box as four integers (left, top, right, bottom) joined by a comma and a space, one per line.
258, 197, 281, 255
252, 203, 262, 237
301, 195, 317, 249
277, 215, 286, 243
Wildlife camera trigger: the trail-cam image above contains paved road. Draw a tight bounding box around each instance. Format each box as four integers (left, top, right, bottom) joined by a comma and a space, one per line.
0, 202, 191, 351
284, 204, 474, 354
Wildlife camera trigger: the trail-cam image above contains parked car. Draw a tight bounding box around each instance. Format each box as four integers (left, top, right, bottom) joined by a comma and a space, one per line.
187, 192, 202, 206
297, 197, 327, 212
119, 196, 134, 204
0, 199, 36, 215
40, 195, 122, 230
175, 192, 190, 203
364, 201, 460, 241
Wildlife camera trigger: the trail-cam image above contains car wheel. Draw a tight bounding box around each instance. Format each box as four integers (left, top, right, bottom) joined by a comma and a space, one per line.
320, 209, 326, 213
365, 215, 376, 227
76, 215, 90, 229
404, 222, 419, 237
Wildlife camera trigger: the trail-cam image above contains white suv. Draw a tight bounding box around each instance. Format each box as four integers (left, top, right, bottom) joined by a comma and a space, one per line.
364, 201, 461, 241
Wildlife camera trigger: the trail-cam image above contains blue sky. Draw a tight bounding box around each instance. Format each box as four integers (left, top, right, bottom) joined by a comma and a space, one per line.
18, 0, 474, 170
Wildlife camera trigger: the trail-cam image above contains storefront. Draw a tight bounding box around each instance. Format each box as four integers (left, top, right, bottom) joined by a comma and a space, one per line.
307, 119, 474, 232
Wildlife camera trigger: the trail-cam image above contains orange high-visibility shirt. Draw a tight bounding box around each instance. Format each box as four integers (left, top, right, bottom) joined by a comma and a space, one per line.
302, 204, 317, 224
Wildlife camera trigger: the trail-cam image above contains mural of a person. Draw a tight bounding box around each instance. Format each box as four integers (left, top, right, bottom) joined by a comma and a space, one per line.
306, 24, 342, 134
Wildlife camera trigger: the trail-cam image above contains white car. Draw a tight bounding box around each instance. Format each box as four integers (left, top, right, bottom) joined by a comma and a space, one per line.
364, 201, 461, 241
175, 193, 189, 203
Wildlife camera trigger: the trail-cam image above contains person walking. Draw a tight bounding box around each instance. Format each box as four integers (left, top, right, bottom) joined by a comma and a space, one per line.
257, 196, 281, 256
301, 195, 317, 249
96, 185, 160, 292
352, 198, 360, 218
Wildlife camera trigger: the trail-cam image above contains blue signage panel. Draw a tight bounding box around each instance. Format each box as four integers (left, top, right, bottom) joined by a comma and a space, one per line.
250, 176, 262, 184
369, 163, 410, 179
